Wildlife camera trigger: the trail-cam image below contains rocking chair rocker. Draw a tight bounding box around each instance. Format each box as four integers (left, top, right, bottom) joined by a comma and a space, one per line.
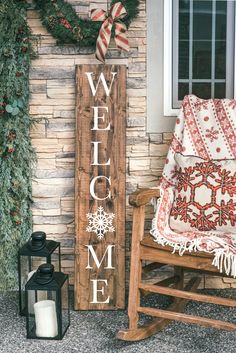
117, 95, 236, 341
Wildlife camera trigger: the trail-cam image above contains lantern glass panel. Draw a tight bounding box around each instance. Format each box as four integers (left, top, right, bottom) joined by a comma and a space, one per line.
61, 278, 70, 333
19, 256, 29, 314
19, 255, 47, 315
31, 256, 48, 270
51, 248, 60, 271
27, 290, 36, 334
27, 289, 58, 339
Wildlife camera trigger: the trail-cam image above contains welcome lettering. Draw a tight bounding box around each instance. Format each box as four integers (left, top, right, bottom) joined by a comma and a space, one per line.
75, 65, 126, 310
86, 71, 116, 303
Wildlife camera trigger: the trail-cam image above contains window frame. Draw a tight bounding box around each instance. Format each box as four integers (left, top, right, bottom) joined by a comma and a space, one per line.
164, 0, 236, 116
147, 0, 176, 132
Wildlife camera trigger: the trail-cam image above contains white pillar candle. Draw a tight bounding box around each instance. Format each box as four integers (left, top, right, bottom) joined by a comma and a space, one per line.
34, 300, 58, 338
28, 270, 36, 280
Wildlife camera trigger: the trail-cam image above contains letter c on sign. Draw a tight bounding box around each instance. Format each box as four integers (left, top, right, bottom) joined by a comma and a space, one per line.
90, 176, 111, 200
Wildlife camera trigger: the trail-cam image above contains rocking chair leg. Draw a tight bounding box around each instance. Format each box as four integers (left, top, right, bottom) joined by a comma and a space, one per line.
127, 206, 145, 330
174, 267, 184, 290
174, 267, 185, 304
117, 277, 201, 341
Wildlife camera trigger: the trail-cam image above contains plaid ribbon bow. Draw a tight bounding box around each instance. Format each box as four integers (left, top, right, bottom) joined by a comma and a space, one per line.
91, 2, 129, 63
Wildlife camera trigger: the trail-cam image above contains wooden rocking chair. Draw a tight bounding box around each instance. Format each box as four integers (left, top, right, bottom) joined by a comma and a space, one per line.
117, 93, 236, 341
117, 188, 236, 341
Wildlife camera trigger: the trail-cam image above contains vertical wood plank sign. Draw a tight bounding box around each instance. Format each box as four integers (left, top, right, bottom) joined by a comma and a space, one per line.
75, 65, 126, 310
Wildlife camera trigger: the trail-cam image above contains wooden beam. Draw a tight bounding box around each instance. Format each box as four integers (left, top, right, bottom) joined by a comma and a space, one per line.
129, 188, 160, 207
154, 275, 180, 287
142, 262, 166, 274
182, 267, 235, 278
140, 276, 180, 297
127, 205, 145, 329
139, 283, 236, 307
141, 235, 234, 278
141, 234, 213, 258
140, 244, 221, 273
138, 306, 236, 332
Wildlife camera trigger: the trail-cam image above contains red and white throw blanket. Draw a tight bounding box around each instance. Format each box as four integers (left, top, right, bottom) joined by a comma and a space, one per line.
151, 95, 236, 277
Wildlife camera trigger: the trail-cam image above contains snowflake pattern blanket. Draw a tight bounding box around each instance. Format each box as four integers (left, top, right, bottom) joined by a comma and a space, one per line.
151, 95, 236, 277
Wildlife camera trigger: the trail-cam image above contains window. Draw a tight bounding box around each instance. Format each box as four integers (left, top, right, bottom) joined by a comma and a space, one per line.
147, 0, 236, 132
164, 0, 235, 115
172, 0, 235, 109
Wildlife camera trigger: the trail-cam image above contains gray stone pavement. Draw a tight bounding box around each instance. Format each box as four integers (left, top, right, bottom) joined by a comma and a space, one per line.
0, 290, 235, 353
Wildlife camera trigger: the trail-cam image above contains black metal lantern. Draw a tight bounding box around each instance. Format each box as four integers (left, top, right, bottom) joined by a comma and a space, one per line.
25, 263, 70, 340
18, 231, 61, 315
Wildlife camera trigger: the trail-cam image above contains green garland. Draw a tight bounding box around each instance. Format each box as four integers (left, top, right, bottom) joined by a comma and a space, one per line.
0, 0, 35, 289
34, 0, 139, 47
0, 0, 138, 289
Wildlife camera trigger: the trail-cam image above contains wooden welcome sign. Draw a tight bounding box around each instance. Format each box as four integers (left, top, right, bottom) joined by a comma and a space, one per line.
75, 65, 126, 310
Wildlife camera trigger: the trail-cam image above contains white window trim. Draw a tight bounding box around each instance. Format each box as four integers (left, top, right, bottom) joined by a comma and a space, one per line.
164, 0, 179, 116
164, 0, 236, 117
147, 0, 176, 133
234, 5, 236, 97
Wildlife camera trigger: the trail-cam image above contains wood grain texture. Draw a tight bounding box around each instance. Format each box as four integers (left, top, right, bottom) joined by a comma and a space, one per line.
127, 206, 145, 328
139, 283, 236, 307
140, 276, 180, 297
74, 65, 126, 310
138, 306, 236, 331
140, 244, 221, 273
129, 188, 160, 207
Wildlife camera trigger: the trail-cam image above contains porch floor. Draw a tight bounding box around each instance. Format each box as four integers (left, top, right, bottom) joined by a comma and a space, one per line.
0, 289, 235, 353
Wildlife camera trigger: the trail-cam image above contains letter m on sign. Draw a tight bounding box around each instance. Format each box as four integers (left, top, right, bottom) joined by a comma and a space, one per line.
74, 65, 126, 310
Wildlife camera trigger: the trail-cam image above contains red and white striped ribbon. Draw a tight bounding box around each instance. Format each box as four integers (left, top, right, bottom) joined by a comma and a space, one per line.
91, 2, 129, 63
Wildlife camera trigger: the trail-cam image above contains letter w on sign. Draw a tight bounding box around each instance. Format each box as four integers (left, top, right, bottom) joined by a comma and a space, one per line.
74, 65, 126, 310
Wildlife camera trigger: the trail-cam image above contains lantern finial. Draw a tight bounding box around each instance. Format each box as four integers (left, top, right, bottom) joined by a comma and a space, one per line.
36, 263, 54, 285
28, 231, 46, 251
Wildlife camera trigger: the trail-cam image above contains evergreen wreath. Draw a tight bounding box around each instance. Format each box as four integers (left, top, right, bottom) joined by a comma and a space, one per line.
34, 0, 139, 47
0, 0, 35, 289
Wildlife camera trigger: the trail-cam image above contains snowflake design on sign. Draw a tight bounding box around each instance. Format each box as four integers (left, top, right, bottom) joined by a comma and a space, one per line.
86, 206, 115, 240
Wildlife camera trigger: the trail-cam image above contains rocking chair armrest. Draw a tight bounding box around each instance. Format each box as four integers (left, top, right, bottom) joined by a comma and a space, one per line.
129, 188, 160, 207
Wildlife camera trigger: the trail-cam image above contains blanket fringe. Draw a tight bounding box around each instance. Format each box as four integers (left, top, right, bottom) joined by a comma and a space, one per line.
150, 225, 236, 278
212, 251, 236, 277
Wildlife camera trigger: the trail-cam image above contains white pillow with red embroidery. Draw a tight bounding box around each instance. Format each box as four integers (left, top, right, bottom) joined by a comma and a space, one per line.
169, 153, 236, 233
